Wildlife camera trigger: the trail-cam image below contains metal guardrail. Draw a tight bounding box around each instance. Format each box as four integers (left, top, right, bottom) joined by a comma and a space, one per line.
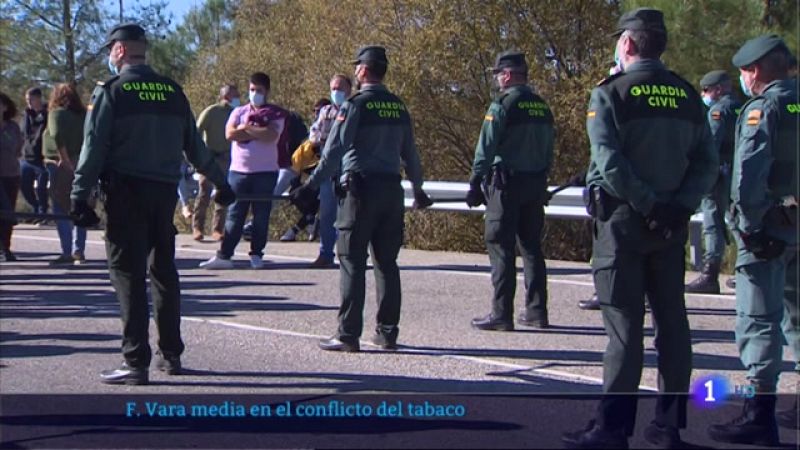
401, 180, 705, 269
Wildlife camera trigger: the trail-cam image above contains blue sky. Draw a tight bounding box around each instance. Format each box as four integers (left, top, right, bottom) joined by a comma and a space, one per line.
162, 0, 199, 25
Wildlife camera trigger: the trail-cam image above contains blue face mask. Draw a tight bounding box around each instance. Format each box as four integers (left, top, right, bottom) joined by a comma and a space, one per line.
702, 95, 714, 107
330, 90, 346, 106
739, 74, 753, 97
613, 47, 624, 73
249, 91, 265, 107
107, 56, 119, 75
229, 97, 241, 108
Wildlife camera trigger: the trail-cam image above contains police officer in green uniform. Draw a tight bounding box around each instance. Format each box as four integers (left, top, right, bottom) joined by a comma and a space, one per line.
70, 23, 235, 385
708, 34, 799, 446
685, 70, 742, 294
292, 46, 432, 352
562, 8, 717, 448
467, 51, 554, 331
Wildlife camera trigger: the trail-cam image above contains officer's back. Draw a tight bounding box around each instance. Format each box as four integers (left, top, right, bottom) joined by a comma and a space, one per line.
586, 64, 709, 205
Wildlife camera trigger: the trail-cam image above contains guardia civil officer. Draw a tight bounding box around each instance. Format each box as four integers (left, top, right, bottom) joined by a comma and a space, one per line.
561, 8, 717, 448
466, 51, 554, 331
708, 35, 799, 446
685, 70, 742, 294
70, 23, 235, 385
291, 46, 432, 352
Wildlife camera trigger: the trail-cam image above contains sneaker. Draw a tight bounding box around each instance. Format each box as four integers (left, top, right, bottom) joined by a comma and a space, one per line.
49, 254, 74, 266
199, 256, 234, 270
100, 362, 148, 385
250, 255, 264, 269
280, 227, 298, 242
72, 251, 86, 265
309, 255, 335, 268
155, 351, 182, 375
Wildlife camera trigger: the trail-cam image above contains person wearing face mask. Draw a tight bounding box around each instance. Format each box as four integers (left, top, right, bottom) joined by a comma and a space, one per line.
192, 84, 240, 242
562, 8, 717, 449
291, 46, 433, 352
304, 74, 354, 267
70, 23, 235, 385
708, 35, 799, 446
200, 72, 285, 270
683, 71, 742, 294
466, 51, 555, 332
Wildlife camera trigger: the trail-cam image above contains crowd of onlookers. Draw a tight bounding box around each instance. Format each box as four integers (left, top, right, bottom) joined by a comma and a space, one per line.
0, 72, 354, 268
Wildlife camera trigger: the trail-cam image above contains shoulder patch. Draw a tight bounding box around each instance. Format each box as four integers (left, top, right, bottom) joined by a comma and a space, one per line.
587, 111, 596, 118
711, 110, 721, 120
746, 109, 761, 126
484, 114, 494, 121
596, 71, 624, 86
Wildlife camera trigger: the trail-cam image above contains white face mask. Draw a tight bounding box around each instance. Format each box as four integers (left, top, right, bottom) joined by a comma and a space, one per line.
249, 91, 265, 107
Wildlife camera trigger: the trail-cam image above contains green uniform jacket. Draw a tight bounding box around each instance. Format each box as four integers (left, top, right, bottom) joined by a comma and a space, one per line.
472, 84, 554, 178
585, 59, 717, 215
72, 64, 226, 201
308, 83, 424, 190
731, 78, 799, 264
707, 94, 742, 169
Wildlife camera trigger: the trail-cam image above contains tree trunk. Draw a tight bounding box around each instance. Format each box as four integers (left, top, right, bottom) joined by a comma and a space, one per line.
63, 0, 76, 85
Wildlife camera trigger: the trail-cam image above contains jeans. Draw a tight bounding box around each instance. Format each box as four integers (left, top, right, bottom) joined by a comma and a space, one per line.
318, 177, 337, 259
177, 162, 194, 208
45, 163, 86, 255
273, 168, 298, 195
19, 160, 48, 214
219, 171, 278, 259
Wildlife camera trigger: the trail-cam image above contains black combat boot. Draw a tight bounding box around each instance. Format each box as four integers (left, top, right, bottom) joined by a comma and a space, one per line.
685, 261, 721, 294
708, 394, 779, 446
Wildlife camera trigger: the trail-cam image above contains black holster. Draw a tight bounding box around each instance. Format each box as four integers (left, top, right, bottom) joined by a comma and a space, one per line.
584, 185, 622, 221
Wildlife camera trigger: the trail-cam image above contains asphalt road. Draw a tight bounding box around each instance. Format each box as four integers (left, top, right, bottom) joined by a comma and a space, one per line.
1, 225, 798, 449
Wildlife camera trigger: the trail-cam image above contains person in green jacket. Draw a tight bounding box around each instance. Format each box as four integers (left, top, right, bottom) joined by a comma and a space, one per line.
562, 8, 717, 449
292, 46, 433, 352
43, 83, 87, 265
467, 50, 554, 331
685, 70, 742, 294
70, 23, 234, 385
708, 34, 799, 447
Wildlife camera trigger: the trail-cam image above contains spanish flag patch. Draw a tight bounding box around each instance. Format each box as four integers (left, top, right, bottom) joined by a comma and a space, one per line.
711, 111, 721, 120
587, 111, 596, 118
336, 113, 346, 122
87, 104, 94, 111
746, 109, 761, 126
484, 115, 494, 121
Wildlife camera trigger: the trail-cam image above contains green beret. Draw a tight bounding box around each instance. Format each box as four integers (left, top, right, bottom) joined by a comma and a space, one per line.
612, 7, 667, 37
491, 50, 527, 73
699, 70, 730, 88
351, 46, 388, 65
732, 34, 788, 67
101, 23, 146, 49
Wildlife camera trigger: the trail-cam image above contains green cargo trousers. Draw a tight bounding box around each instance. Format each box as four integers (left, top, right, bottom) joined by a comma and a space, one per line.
700, 172, 730, 264
735, 246, 799, 389
591, 201, 692, 434
334, 174, 405, 343
484, 173, 548, 322
103, 174, 184, 368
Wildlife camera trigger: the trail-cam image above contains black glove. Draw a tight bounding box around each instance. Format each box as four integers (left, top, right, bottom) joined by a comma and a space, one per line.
646, 202, 692, 239
290, 182, 318, 210
70, 199, 100, 228
413, 190, 433, 210
466, 175, 485, 208
213, 183, 236, 206
741, 230, 786, 260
